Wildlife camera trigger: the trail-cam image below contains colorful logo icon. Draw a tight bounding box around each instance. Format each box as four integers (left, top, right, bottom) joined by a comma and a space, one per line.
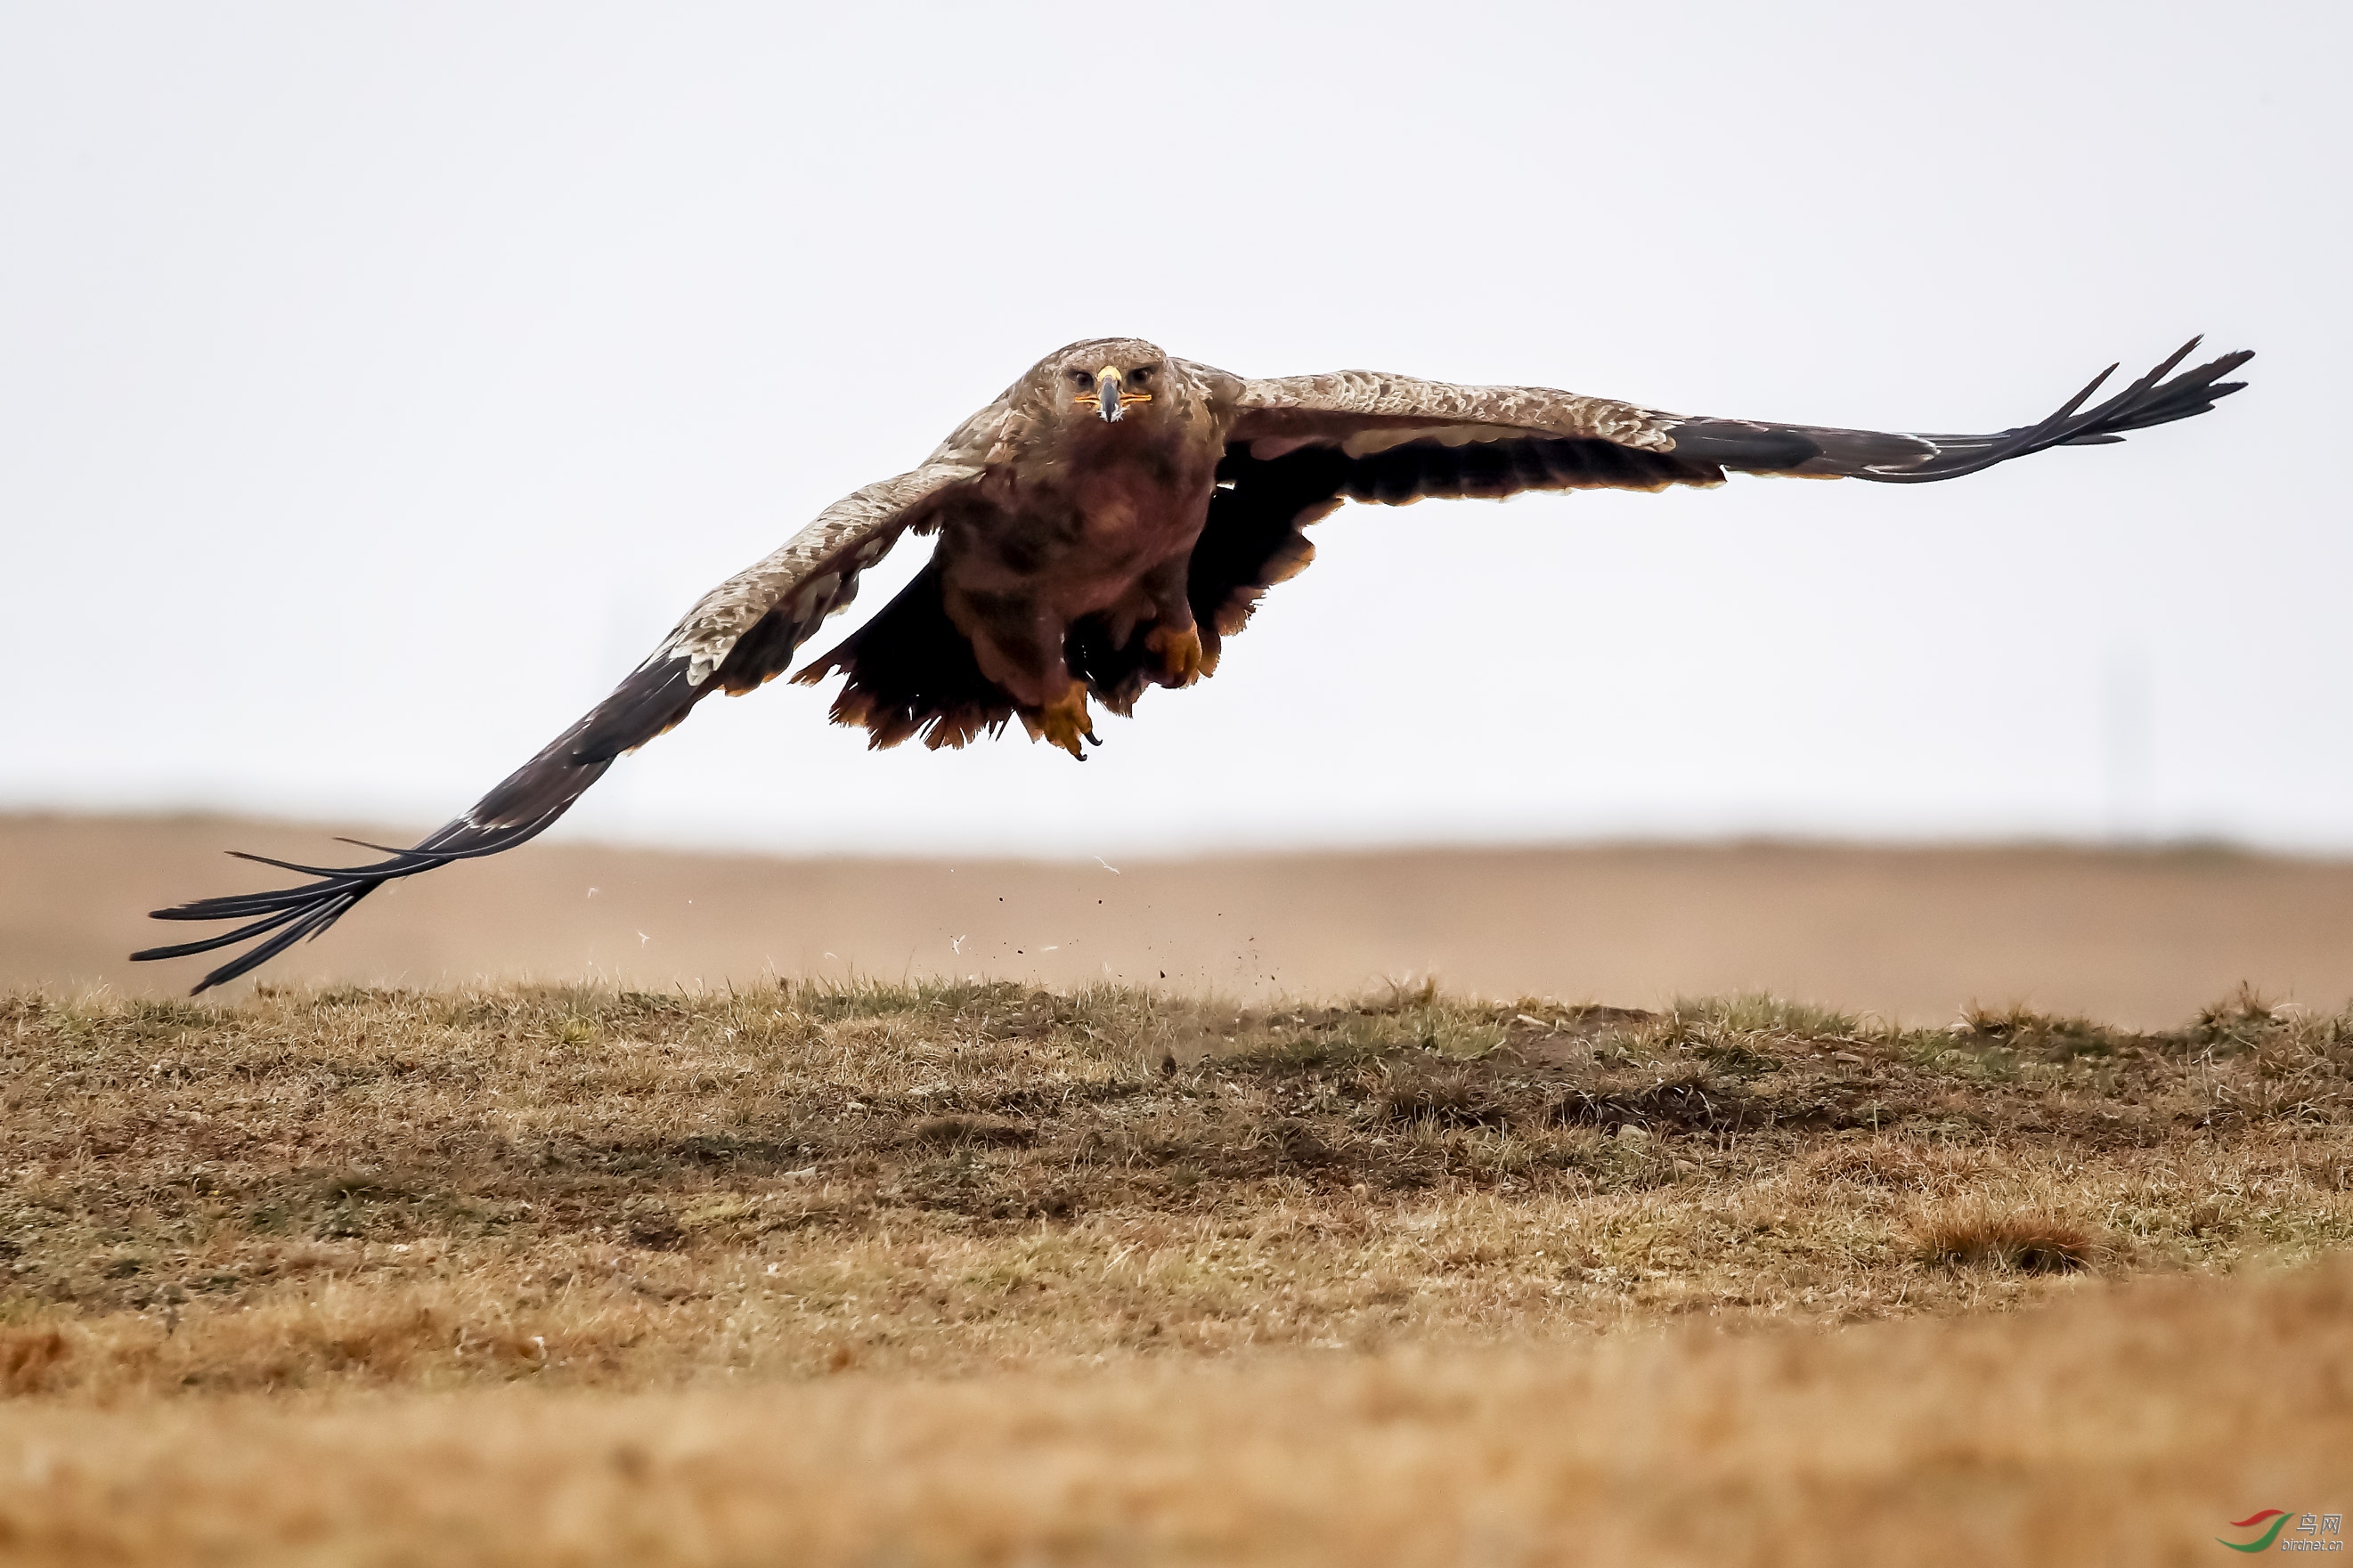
2219, 1511, 2292, 1553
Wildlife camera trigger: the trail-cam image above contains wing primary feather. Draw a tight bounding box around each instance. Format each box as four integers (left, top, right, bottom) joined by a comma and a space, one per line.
155, 810, 574, 922
1893, 362, 2121, 479
188, 894, 362, 992
133, 451, 981, 992
136, 799, 581, 990
1661, 342, 2245, 484
1852, 341, 2247, 483
218, 848, 422, 879
131, 902, 317, 962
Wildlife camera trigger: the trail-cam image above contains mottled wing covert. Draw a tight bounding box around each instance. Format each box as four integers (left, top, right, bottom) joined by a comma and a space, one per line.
1191, 341, 2251, 654
1193, 367, 1720, 666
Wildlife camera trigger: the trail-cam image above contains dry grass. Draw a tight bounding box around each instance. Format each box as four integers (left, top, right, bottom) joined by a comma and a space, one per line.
2, 979, 2349, 1397
0, 1261, 2347, 1565
2, 979, 2349, 1563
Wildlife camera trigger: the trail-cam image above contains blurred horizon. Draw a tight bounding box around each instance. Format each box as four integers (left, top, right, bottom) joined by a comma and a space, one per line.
17, 811, 2353, 1024
17, 805, 2350, 870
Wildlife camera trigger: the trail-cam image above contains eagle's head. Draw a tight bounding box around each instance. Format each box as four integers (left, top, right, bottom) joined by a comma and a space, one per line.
1041, 337, 1168, 427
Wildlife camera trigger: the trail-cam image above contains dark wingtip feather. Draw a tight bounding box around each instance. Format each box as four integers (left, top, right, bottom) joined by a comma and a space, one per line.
129, 623, 790, 991
181, 891, 361, 994
131, 816, 559, 990
133, 768, 608, 988
1847, 339, 2254, 483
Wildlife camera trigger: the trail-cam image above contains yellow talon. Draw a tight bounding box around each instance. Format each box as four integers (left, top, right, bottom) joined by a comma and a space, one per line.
1034, 681, 1095, 760
1145, 622, 1204, 687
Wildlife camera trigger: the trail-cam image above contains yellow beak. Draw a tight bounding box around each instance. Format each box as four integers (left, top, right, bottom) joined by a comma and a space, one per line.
1076, 364, 1152, 422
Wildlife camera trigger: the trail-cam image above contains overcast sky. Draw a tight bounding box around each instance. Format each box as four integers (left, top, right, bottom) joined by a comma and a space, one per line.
4, 3, 2345, 858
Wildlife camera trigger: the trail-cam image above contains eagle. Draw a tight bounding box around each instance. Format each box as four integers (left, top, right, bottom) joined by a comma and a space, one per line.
136, 336, 2251, 993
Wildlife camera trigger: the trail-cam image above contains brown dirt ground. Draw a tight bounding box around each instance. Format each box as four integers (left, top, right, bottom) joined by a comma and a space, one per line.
12, 813, 2353, 1026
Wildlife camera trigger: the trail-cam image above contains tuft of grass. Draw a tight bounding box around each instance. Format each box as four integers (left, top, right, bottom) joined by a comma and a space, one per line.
1957, 1002, 2117, 1059
1674, 993, 1862, 1038
2186, 981, 2296, 1052
1373, 1061, 1507, 1129
910, 1116, 1037, 1149
1915, 1206, 2109, 1274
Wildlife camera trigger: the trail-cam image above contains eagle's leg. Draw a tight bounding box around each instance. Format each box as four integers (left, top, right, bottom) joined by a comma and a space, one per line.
1007, 611, 1095, 760
1144, 622, 1203, 687
1137, 554, 1203, 688
946, 581, 1095, 760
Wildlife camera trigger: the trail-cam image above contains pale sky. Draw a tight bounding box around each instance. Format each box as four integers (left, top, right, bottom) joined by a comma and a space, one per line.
4, 3, 2346, 858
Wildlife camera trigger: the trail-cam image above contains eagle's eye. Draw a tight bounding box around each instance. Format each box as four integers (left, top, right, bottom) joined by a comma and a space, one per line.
1071, 370, 1094, 387
1128, 366, 1152, 380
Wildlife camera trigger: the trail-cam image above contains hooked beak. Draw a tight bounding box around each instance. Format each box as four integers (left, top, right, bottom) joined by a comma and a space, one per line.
1076, 364, 1152, 423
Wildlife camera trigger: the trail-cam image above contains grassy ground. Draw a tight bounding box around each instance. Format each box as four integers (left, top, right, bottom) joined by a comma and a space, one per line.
1, 1260, 2346, 1567
3, 979, 2348, 1392
1, 980, 2348, 1563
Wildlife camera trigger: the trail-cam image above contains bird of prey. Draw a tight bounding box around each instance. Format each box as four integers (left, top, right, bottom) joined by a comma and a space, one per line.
136, 335, 2251, 993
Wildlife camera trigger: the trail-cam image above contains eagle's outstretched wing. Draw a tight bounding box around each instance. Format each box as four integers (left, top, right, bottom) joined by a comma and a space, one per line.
1186, 340, 2251, 662
134, 416, 1000, 994
134, 340, 2251, 992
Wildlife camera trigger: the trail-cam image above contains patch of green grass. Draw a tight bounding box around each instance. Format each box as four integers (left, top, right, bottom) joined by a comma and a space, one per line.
1675, 994, 1863, 1038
